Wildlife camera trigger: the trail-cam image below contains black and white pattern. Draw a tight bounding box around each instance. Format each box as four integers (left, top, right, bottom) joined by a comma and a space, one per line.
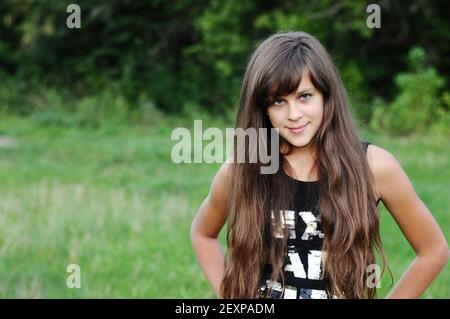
260, 191, 330, 299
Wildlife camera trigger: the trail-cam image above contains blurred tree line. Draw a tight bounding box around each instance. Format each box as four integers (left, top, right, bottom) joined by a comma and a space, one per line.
0, 0, 449, 134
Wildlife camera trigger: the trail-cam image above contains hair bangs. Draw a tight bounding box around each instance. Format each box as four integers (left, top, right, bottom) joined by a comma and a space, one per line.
258, 50, 306, 109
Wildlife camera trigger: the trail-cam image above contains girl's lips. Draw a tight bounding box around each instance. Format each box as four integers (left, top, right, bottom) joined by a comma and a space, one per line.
287, 123, 309, 134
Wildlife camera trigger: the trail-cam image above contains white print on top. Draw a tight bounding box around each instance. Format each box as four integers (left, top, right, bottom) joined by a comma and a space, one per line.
283, 286, 297, 299
285, 249, 324, 280
271, 210, 324, 240
298, 211, 324, 240
299, 288, 328, 299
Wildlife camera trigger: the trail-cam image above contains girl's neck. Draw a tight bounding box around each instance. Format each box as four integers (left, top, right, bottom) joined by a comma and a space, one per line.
283, 144, 318, 181
286, 142, 317, 162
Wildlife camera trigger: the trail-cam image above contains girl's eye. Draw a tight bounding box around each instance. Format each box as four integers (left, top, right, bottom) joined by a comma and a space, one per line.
299, 93, 312, 101
272, 98, 285, 106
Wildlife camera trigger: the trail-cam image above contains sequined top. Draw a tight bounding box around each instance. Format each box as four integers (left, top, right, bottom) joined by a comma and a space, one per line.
258, 178, 330, 299
257, 142, 372, 299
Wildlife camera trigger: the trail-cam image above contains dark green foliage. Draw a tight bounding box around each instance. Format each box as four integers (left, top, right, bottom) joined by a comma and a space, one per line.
370, 47, 448, 135
0, 0, 449, 134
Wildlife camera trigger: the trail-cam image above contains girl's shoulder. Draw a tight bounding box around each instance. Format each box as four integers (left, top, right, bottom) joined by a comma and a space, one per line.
365, 143, 400, 177
365, 143, 406, 202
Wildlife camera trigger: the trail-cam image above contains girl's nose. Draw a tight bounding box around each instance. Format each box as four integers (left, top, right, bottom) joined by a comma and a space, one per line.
287, 101, 303, 121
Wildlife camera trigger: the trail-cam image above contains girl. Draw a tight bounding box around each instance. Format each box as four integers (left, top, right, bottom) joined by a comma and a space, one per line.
190, 31, 448, 299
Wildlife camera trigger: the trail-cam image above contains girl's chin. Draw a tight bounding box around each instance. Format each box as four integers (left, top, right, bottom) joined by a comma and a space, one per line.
282, 137, 312, 149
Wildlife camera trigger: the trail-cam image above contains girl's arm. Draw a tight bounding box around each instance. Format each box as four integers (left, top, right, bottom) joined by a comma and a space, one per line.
190, 161, 231, 298
367, 145, 449, 298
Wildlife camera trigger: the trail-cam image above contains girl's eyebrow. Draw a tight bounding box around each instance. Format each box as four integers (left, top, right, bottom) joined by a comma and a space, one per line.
270, 87, 315, 99
296, 88, 315, 94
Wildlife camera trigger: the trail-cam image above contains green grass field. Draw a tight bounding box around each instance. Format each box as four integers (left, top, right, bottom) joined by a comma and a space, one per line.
0, 115, 448, 298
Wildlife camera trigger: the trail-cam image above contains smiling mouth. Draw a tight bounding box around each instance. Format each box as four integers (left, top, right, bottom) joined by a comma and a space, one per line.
287, 123, 309, 134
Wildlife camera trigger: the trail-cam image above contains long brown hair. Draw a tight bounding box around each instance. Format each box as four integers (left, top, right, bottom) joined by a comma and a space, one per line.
221, 31, 390, 299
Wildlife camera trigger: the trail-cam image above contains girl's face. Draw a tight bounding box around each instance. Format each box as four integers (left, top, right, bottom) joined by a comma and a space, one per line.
267, 70, 324, 150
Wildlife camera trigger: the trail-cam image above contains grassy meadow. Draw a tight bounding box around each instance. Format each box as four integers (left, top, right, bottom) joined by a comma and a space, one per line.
0, 115, 448, 298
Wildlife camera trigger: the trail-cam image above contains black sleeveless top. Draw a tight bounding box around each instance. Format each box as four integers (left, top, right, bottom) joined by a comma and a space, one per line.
257, 142, 373, 299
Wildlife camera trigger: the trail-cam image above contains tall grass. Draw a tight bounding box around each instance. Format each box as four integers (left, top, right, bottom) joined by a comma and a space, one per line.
0, 115, 448, 298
